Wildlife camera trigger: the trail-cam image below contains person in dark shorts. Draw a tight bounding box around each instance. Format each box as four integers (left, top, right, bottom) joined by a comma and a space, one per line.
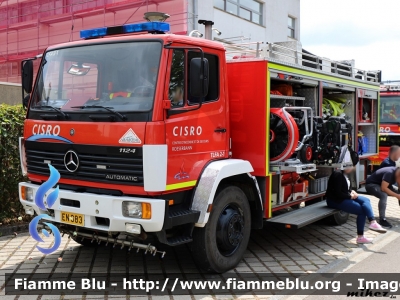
365, 167, 400, 228
326, 166, 386, 244
379, 145, 400, 169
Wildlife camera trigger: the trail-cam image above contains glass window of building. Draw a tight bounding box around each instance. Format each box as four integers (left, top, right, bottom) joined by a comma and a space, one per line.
288, 16, 296, 38
215, 0, 263, 25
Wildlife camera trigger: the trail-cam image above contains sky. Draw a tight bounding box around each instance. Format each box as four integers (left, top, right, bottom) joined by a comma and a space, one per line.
300, 0, 400, 81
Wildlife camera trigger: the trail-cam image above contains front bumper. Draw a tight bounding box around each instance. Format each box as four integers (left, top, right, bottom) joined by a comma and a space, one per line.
19, 182, 165, 232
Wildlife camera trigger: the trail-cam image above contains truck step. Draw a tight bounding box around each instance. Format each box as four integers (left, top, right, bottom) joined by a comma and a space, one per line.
168, 208, 200, 227
266, 201, 337, 229
165, 236, 193, 246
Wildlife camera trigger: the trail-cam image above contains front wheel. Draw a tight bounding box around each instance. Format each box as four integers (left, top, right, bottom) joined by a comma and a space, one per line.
191, 186, 251, 273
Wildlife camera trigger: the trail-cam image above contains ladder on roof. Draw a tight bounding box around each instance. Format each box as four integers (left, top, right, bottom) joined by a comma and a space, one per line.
221, 40, 381, 83
223, 41, 264, 58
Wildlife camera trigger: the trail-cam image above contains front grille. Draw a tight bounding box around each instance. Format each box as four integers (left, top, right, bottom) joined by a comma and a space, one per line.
25, 141, 143, 185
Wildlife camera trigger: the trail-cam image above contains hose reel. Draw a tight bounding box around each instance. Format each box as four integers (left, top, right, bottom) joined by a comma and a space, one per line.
269, 108, 299, 162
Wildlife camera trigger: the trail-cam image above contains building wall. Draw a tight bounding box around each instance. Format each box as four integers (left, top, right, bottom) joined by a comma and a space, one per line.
0, 0, 300, 84
0, 82, 22, 105
265, 0, 300, 42
0, 0, 188, 84
194, 0, 300, 43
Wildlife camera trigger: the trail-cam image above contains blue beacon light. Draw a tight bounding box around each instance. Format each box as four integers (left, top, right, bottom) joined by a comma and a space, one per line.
80, 21, 170, 39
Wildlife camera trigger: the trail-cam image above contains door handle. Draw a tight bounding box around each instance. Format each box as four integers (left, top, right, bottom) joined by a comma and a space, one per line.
215, 127, 227, 133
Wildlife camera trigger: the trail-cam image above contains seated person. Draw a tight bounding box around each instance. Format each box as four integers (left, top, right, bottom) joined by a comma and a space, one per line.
365, 166, 400, 228
109, 67, 155, 100
109, 72, 132, 99
326, 152, 386, 244
171, 86, 184, 107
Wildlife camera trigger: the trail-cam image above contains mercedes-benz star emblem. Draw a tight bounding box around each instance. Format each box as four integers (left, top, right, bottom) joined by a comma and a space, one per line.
64, 150, 79, 172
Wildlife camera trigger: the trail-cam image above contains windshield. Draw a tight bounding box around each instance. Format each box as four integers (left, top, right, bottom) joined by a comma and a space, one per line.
30, 41, 161, 113
380, 96, 400, 123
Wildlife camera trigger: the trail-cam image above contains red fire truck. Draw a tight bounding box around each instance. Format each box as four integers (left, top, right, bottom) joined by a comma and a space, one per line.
18, 16, 381, 273
370, 82, 400, 167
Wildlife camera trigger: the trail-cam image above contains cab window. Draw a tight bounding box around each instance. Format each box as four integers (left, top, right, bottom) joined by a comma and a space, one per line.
168, 50, 185, 108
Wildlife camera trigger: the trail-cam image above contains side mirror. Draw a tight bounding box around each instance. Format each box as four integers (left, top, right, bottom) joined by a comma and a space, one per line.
22, 60, 33, 94
190, 57, 209, 98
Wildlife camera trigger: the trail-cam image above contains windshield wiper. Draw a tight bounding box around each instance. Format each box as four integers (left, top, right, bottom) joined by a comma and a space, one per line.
71, 105, 127, 121
38, 105, 69, 119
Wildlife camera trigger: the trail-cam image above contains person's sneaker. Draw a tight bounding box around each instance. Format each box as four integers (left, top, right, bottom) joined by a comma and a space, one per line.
369, 222, 387, 233
356, 236, 373, 244
379, 219, 393, 229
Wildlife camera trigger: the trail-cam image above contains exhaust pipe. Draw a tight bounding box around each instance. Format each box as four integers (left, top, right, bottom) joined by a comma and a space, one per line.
38, 224, 166, 257
198, 20, 214, 40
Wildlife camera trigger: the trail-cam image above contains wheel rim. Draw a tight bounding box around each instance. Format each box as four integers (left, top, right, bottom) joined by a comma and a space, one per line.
305, 146, 313, 161
216, 204, 245, 257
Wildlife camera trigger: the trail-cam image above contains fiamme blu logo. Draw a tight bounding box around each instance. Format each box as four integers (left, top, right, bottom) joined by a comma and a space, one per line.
28, 164, 62, 255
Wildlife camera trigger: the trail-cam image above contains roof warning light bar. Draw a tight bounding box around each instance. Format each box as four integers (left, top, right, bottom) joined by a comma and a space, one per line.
80, 21, 170, 39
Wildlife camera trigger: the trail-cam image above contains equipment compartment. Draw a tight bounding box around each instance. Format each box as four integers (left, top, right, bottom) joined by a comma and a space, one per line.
357, 89, 378, 157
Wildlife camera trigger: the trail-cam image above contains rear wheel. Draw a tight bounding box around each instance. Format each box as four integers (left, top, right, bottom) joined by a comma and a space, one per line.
191, 186, 251, 273
325, 210, 349, 225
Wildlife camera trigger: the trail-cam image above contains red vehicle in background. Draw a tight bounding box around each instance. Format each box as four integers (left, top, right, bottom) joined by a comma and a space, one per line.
370, 82, 400, 168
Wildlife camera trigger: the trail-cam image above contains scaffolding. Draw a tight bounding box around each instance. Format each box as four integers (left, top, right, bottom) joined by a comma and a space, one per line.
0, 0, 189, 83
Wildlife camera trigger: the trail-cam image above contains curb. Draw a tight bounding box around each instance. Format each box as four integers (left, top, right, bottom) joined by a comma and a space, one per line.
0, 223, 29, 238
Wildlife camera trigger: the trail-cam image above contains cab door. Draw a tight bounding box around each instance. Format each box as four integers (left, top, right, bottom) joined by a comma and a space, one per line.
164, 47, 228, 190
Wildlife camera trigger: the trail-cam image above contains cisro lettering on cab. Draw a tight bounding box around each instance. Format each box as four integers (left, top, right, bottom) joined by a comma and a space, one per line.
32, 124, 61, 136
379, 127, 391, 133
173, 126, 202, 137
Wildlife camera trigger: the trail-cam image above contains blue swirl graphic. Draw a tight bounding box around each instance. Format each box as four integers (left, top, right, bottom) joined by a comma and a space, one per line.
35, 164, 60, 210
29, 164, 62, 255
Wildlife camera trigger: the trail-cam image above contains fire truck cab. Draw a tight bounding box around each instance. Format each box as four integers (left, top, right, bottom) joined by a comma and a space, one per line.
370, 83, 400, 168
18, 18, 381, 273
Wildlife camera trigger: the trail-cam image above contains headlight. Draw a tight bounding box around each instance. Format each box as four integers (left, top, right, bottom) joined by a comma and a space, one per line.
25, 207, 35, 215
122, 201, 151, 219
125, 223, 141, 234
21, 186, 34, 201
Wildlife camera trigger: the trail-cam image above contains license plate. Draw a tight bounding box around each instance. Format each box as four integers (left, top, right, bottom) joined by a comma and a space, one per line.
61, 211, 84, 226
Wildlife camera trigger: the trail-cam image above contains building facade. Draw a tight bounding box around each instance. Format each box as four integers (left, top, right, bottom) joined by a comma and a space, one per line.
0, 0, 300, 84
192, 0, 300, 44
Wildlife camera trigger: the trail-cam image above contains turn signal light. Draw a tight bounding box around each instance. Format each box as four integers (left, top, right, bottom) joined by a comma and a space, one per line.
20, 186, 34, 201
20, 186, 26, 200
142, 203, 151, 219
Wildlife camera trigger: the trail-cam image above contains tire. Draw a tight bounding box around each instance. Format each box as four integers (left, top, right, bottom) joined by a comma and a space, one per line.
300, 144, 313, 163
325, 210, 349, 225
191, 186, 251, 273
